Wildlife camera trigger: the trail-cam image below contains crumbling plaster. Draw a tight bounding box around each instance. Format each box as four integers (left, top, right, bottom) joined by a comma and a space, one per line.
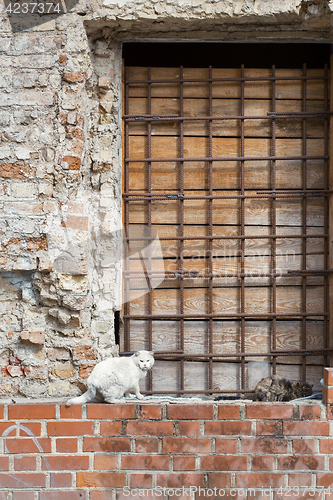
0, 0, 332, 399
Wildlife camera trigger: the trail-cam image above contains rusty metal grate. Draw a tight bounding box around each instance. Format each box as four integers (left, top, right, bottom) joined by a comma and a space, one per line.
122, 64, 331, 396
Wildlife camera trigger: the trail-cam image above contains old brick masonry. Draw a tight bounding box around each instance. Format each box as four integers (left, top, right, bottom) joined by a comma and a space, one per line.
0, 401, 332, 498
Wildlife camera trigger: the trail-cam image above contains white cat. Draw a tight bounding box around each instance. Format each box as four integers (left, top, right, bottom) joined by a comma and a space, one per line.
66, 351, 154, 406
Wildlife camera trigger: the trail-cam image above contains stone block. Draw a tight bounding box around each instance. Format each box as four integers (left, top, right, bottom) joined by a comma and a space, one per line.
58, 274, 88, 291
52, 364, 75, 379
20, 331, 45, 345
11, 182, 36, 198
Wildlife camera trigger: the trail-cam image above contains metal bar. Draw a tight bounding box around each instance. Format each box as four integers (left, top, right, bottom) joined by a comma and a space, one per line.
120, 349, 333, 361
301, 63, 307, 381
124, 192, 332, 201
271, 64, 277, 376
240, 64, 246, 392
123, 112, 332, 121
179, 66, 185, 392
147, 68, 153, 393
125, 155, 328, 163
126, 75, 328, 84
123, 271, 332, 278
208, 66, 213, 393
124, 313, 328, 320
125, 234, 328, 242
124, 67, 130, 353
324, 63, 330, 369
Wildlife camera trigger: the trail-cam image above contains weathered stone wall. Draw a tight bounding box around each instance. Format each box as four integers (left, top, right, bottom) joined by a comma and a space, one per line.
0, 0, 333, 399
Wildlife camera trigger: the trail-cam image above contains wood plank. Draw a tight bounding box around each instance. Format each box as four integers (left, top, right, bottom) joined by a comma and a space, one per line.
127, 68, 326, 100
128, 159, 325, 191
127, 320, 325, 366
128, 286, 325, 316
128, 98, 326, 138
127, 191, 325, 227
128, 135, 324, 160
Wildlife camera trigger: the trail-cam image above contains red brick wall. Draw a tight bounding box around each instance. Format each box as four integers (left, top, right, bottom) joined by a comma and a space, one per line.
0, 401, 332, 499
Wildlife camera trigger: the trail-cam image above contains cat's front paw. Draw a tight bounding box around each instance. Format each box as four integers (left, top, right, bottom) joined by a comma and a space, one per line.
136, 393, 144, 400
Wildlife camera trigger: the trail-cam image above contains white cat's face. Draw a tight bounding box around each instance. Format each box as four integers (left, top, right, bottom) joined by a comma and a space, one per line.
134, 351, 155, 371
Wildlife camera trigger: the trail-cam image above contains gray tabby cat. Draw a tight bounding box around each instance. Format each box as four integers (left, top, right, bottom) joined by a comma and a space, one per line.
66, 351, 154, 406
254, 375, 312, 402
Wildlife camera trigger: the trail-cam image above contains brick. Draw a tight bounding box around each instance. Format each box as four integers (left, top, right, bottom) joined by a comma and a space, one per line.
167, 404, 214, 420
156, 473, 204, 488
48, 348, 71, 361
299, 405, 321, 420
163, 438, 211, 453
278, 455, 325, 470
0, 406, 3, 419
322, 386, 333, 404
62, 216, 89, 231
66, 126, 85, 141
52, 364, 75, 379
207, 473, 232, 488
218, 405, 241, 419
251, 456, 274, 471
288, 473, 312, 487
205, 421, 251, 436
60, 156, 81, 170
117, 493, 162, 500
50, 473, 73, 487
14, 456, 36, 471
79, 365, 94, 378
94, 454, 117, 470
63, 71, 87, 83
42, 456, 89, 471
241, 438, 287, 454
293, 439, 316, 454
178, 421, 201, 436
56, 438, 78, 453
174, 456, 196, 471
324, 367, 333, 386
317, 473, 333, 487
122, 455, 169, 470
135, 437, 159, 453
201, 456, 247, 471
246, 403, 293, 419
76, 472, 125, 488
13, 491, 35, 500
0, 91, 55, 106
215, 439, 238, 453
47, 421, 94, 436
100, 421, 123, 436
327, 406, 333, 420
235, 473, 284, 488
19, 422, 41, 436
0, 423, 16, 436
20, 331, 45, 346
0, 164, 36, 179
40, 493, 86, 500
126, 421, 174, 436
60, 404, 82, 419
256, 421, 283, 436
319, 439, 333, 453
283, 421, 329, 436
140, 405, 162, 420
87, 404, 135, 419
8, 403, 56, 419
23, 366, 48, 380
5, 438, 51, 453
90, 493, 111, 500
130, 473, 153, 488
13, 494, 34, 500
83, 437, 131, 453
0, 473, 46, 488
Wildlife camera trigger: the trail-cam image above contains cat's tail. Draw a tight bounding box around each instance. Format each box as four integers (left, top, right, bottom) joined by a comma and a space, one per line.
66, 387, 96, 407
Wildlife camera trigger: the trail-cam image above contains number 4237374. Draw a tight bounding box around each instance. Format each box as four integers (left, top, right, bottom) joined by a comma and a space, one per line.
5, 2, 62, 13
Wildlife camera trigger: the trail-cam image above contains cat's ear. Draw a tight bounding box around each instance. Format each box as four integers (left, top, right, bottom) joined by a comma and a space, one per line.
148, 351, 154, 356
134, 351, 141, 357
